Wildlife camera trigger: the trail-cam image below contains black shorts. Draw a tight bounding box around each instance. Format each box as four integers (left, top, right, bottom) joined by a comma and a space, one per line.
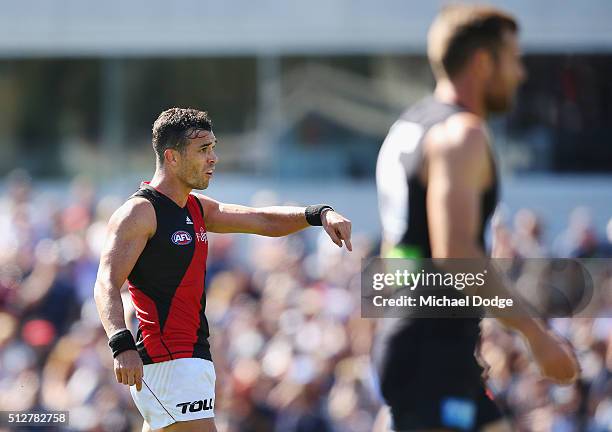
374, 318, 503, 431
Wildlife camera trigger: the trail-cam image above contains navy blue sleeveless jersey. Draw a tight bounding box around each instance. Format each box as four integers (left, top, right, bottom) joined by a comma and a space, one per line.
377, 96, 498, 256
127, 182, 211, 365
374, 97, 500, 413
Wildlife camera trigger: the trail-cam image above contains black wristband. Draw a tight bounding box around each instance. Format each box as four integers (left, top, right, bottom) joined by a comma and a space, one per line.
108, 329, 137, 358
305, 204, 334, 226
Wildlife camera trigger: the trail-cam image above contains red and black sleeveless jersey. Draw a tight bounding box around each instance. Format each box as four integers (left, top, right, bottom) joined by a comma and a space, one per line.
127, 182, 211, 364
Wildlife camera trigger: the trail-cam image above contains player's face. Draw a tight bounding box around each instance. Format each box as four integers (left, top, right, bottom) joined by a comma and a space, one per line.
484, 31, 526, 113
177, 130, 218, 190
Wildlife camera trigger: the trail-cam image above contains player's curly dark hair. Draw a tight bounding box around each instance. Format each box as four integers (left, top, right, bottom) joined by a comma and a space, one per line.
152, 108, 213, 164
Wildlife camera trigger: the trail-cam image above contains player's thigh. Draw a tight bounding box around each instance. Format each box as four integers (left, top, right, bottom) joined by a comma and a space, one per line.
480, 419, 512, 432
164, 418, 217, 432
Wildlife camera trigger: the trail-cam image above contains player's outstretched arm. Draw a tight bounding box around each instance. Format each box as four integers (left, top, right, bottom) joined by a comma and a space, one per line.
93, 198, 155, 392
195, 194, 352, 250
425, 114, 579, 384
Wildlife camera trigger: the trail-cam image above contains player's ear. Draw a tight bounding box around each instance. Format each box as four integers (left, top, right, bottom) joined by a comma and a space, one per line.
472, 48, 495, 80
163, 148, 179, 166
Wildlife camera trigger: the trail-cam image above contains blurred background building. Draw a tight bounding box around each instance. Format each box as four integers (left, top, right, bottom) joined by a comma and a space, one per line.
0, 1, 610, 431
1, 1, 612, 239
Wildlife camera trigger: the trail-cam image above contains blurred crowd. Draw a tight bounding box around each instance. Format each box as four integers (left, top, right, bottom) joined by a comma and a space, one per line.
479, 209, 612, 431
0, 169, 610, 432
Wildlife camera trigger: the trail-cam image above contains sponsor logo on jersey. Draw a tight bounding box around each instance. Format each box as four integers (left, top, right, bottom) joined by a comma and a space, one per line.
171, 230, 192, 245
176, 398, 214, 414
196, 226, 208, 243
186, 216, 193, 225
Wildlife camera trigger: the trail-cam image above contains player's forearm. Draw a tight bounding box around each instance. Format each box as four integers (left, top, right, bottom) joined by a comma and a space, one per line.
248, 206, 310, 237
496, 315, 545, 338
433, 240, 539, 324
94, 279, 129, 338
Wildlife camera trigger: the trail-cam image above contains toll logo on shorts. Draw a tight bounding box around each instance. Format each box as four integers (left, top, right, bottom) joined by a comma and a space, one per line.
171, 230, 193, 245
176, 398, 214, 414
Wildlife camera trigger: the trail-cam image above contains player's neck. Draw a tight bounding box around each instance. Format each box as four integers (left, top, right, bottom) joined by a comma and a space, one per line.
434, 78, 486, 118
149, 171, 191, 208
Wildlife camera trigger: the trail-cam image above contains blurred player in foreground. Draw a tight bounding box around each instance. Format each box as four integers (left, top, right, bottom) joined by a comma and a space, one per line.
94, 108, 352, 432
375, 4, 579, 431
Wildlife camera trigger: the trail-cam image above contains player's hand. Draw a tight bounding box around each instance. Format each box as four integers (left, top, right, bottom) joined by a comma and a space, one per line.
322, 210, 352, 251
526, 328, 580, 385
114, 350, 144, 391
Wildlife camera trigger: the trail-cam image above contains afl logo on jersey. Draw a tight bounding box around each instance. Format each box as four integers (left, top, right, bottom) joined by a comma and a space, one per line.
171, 230, 193, 245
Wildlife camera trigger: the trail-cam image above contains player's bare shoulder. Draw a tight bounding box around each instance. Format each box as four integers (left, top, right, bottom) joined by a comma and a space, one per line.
191, 192, 216, 206
424, 111, 490, 169
97, 197, 156, 285
107, 197, 157, 240
191, 192, 220, 220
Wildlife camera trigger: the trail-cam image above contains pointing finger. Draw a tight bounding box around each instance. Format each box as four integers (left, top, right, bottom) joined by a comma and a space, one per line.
337, 224, 352, 251
326, 227, 342, 247
344, 236, 353, 251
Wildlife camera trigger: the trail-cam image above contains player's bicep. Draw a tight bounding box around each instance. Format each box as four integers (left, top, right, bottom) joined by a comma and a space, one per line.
427, 164, 481, 257
197, 194, 260, 234
425, 125, 488, 258
97, 200, 155, 289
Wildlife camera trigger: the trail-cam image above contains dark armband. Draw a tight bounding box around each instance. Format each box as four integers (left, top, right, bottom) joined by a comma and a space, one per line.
305, 204, 334, 226
108, 329, 137, 358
